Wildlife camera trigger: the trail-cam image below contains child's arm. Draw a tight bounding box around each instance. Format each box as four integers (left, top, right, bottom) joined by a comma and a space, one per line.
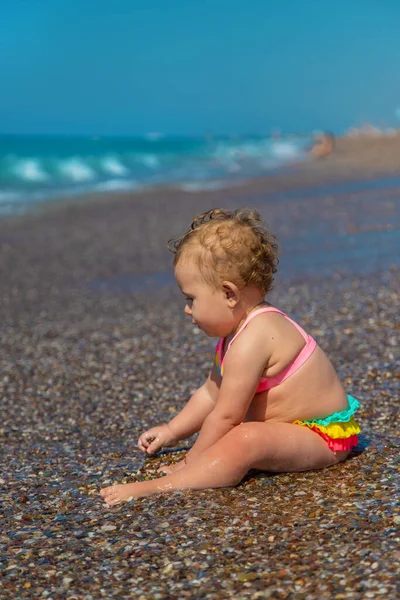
185, 327, 268, 462
168, 364, 219, 439
138, 365, 219, 455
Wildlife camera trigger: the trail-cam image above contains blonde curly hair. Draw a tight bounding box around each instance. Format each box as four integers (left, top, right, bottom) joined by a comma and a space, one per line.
168, 208, 279, 294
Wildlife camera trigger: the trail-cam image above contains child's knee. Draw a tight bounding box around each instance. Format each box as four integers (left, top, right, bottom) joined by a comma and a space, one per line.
226, 423, 263, 452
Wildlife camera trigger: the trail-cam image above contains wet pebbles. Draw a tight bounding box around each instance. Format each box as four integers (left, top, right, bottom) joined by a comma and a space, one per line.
0, 180, 399, 599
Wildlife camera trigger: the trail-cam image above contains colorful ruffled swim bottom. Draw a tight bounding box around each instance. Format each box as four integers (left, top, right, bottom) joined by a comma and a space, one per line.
294, 394, 360, 452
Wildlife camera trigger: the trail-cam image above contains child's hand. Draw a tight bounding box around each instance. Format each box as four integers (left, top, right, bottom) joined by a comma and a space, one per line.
137, 424, 177, 455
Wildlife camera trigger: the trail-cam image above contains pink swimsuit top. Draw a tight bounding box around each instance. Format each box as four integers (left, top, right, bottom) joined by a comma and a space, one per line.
215, 306, 317, 393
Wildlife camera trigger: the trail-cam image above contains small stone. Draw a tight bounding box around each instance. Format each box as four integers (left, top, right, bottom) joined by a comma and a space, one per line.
238, 572, 258, 582
100, 524, 117, 531
162, 563, 174, 574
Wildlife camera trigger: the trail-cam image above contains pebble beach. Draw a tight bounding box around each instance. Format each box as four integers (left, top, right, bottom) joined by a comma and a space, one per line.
1, 140, 399, 599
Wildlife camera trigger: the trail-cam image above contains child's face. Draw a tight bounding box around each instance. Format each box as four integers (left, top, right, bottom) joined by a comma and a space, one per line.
174, 258, 235, 338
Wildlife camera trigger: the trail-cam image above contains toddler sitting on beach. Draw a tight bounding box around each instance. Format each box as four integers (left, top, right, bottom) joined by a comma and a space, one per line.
100, 208, 360, 506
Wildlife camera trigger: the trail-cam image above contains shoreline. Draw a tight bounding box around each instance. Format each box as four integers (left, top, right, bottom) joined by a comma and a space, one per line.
1, 138, 398, 291
2, 134, 400, 222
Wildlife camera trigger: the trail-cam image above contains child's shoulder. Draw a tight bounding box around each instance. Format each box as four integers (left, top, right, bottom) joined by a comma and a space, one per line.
240, 307, 301, 347
245, 306, 290, 331
231, 309, 285, 354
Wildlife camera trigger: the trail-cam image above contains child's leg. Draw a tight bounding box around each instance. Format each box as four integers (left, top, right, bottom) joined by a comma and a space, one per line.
100, 422, 348, 505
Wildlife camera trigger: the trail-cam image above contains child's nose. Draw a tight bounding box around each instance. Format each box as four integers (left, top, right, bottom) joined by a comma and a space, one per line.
184, 304, 192, 316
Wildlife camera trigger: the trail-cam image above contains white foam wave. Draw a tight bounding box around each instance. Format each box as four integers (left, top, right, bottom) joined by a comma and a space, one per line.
212, 139, 304, 164
136, 154, 159, 169
59, 158, 95, 181
13, 159, 48, 181
271, 142, 300, 159
101, 156, 129, 176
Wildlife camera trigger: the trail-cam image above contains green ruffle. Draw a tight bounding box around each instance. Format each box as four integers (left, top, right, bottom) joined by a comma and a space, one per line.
301, 394, 360, 426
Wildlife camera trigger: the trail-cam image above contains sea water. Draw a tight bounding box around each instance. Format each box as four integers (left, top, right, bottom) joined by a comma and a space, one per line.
0, 133, 311, 214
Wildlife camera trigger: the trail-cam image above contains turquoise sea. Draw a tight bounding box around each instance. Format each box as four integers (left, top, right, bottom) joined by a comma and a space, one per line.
0, 134, 312, 214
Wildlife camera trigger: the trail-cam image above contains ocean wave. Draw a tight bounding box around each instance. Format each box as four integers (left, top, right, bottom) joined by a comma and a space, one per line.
0, 134, 312, 215
134, 153, 160, 169
101, 156, 129, 176
12, 159, 48, 181
212, 139, 304, 163
271, 141, 303, 159
59, 158, 96, 181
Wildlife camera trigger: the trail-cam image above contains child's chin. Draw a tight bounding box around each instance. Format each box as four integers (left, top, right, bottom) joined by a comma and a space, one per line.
196, 323, 219, 337
203, 328, 219, 338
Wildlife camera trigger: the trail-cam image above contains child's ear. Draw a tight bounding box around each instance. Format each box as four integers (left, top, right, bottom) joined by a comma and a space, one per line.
222, 282, 239, 307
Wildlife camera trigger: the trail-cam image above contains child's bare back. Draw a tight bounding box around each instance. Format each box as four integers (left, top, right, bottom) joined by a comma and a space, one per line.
232, 310, 350, 424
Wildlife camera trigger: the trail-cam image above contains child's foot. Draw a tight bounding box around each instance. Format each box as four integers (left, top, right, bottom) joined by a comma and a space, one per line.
100, 482, 139, 506
100, 474, 176, 505
157, 459, 186, 475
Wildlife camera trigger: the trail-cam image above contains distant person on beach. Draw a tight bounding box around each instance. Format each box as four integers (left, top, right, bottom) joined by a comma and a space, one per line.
100, 208, 360, 505
309, 131, 335, 158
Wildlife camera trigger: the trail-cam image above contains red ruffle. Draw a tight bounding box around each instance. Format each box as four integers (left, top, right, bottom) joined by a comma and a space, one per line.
309, 426, 359, 451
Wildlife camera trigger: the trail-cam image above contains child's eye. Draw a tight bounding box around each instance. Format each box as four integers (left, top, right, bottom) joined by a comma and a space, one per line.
186, 297, 193, 304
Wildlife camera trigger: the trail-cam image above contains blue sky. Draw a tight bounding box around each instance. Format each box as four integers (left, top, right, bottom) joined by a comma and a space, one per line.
1, 0, 400, 135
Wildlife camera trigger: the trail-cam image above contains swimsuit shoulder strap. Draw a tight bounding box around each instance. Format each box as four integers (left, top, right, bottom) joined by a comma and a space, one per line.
219, 306, 311, 370
244, 306, 310, 344
226, 306, 284, 352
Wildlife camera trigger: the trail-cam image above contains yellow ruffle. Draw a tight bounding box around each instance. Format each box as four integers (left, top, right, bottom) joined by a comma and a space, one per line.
294, 416, 361, 439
